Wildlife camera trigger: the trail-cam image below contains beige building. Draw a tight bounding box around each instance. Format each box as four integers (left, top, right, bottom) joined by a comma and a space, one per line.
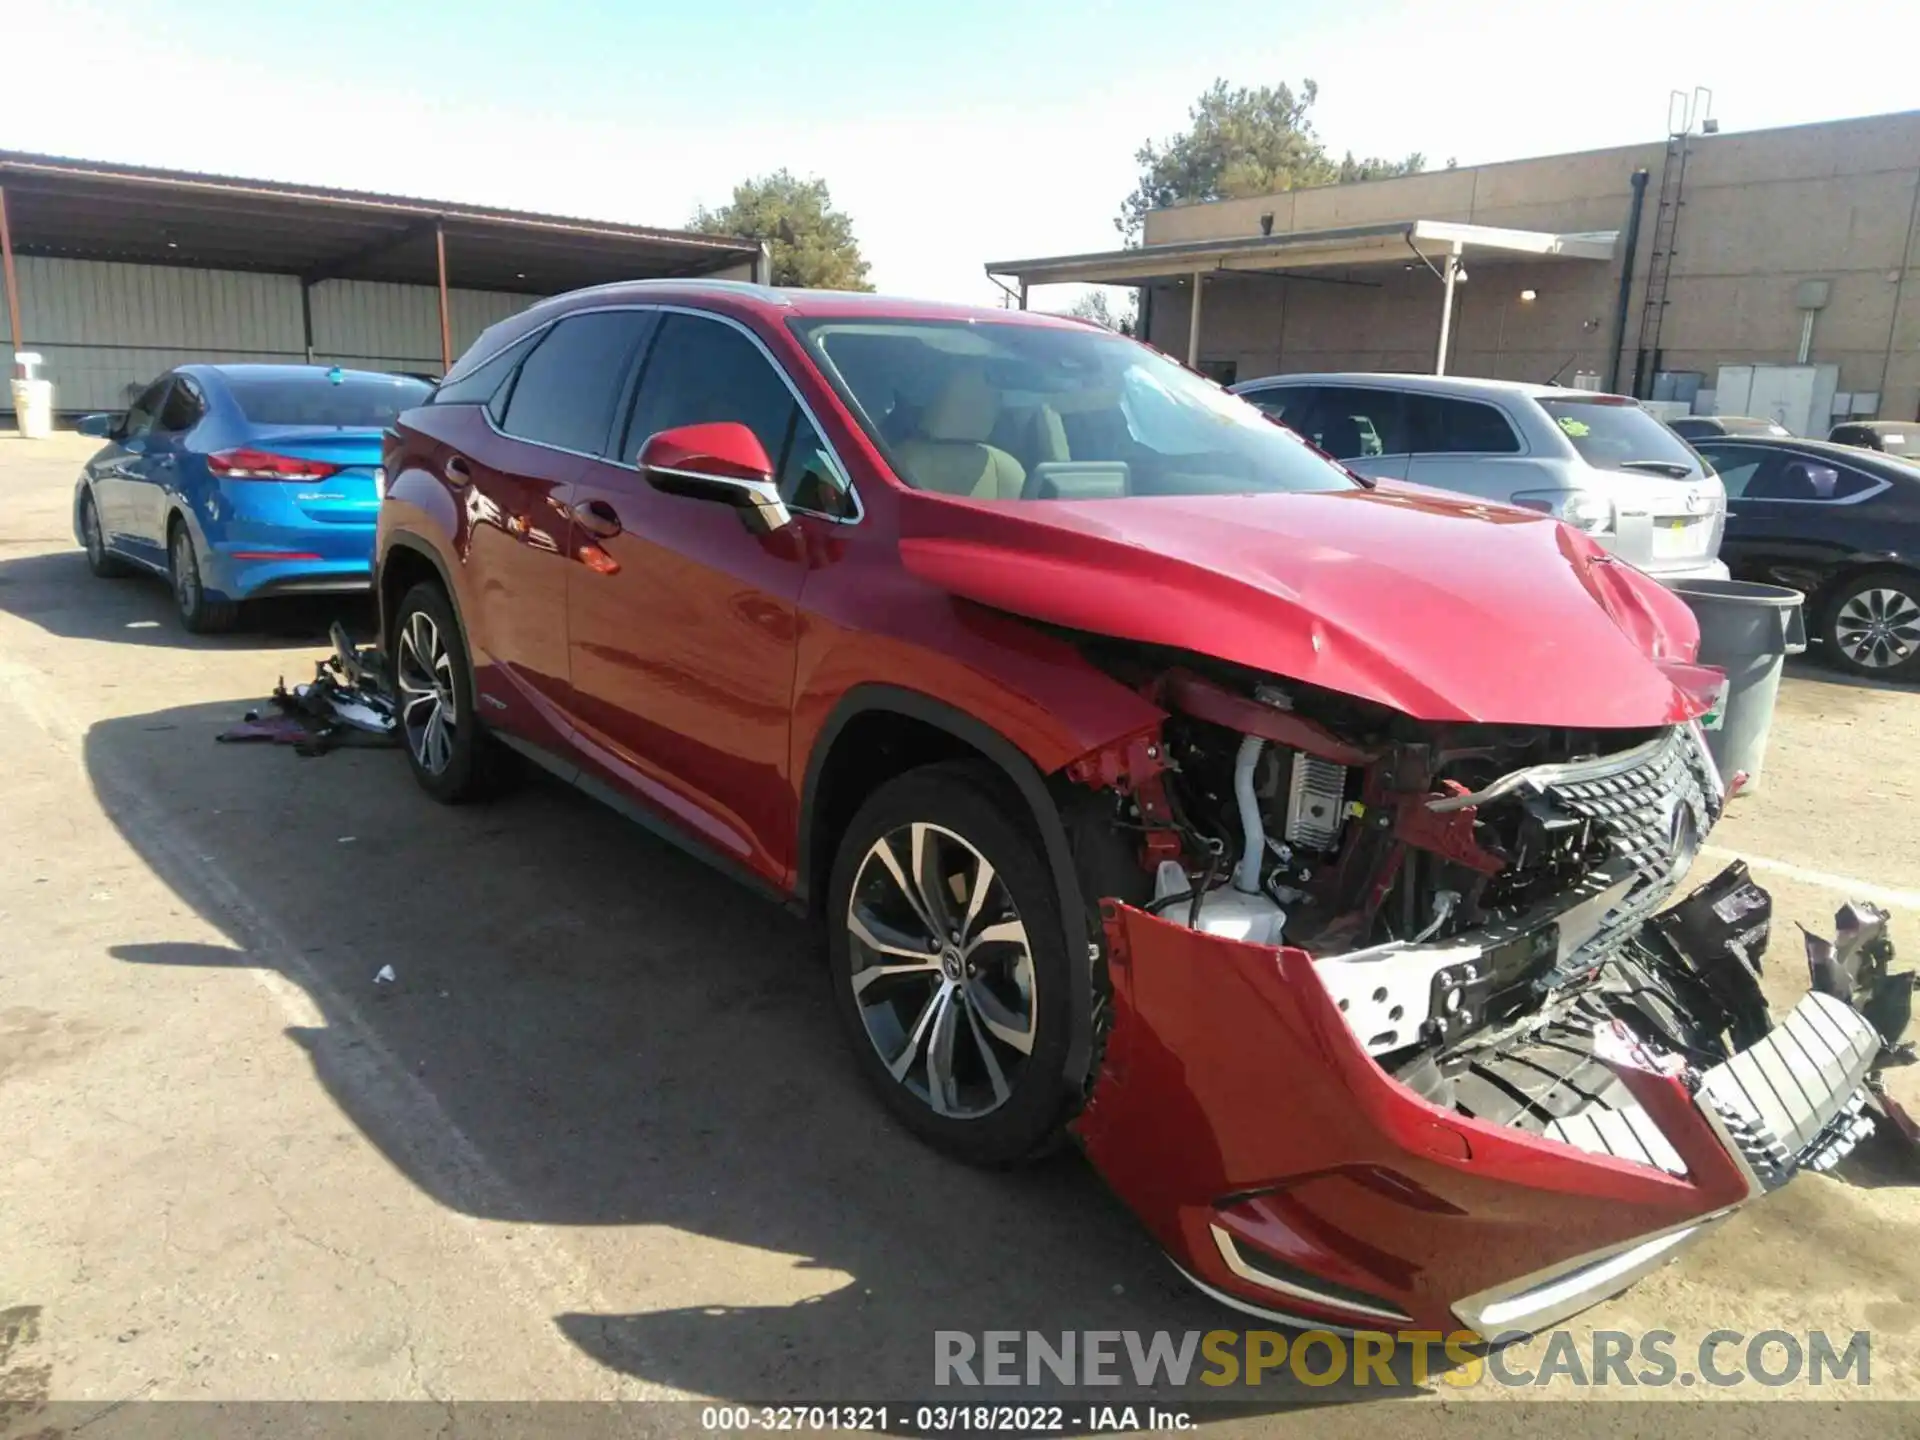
989, 110, 1920, 425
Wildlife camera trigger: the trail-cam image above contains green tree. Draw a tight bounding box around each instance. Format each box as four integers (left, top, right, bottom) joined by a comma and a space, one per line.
1066, 290, 1138, 335
691, 170, 872, 290
1116, 79, 1425, 242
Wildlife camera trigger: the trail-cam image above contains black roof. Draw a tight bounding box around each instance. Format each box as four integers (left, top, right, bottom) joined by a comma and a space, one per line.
0, 150, 760, 295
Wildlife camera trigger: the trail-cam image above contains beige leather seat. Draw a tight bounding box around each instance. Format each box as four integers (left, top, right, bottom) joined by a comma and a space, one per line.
893, 369, 1027, 499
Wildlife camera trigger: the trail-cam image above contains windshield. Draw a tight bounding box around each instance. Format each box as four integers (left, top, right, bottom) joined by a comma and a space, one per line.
790, 318, 1355, 501
227, 371, 431, 429
1538, 395, 1701, 475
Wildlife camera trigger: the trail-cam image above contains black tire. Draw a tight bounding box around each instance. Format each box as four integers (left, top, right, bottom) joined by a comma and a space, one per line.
167, 519, 238, 633
827, 760, 1082, 1166
389, 580, 514, 803
1822, 569, 1920, 681
79, 488, 132, 578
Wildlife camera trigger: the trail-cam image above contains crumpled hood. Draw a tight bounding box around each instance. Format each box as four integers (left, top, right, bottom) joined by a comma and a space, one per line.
895, 484, 1707, 729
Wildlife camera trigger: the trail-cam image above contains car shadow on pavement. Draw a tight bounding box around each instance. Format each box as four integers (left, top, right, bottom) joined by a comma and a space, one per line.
0, 548, 374, 649
84, 697, 1404, 1410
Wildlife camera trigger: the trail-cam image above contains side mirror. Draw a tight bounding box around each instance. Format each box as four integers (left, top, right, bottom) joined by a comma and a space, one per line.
638, 421, 791, 534
75, 412, 120, 439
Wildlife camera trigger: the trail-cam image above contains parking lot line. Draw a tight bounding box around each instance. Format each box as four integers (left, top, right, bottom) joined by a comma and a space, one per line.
1702, 845, 1920, 911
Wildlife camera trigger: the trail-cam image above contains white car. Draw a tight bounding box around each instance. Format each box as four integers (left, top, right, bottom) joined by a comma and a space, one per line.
1232, 372, 1729, 584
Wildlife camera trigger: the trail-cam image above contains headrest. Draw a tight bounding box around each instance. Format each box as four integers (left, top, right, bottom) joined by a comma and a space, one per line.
922, 368, 998, 443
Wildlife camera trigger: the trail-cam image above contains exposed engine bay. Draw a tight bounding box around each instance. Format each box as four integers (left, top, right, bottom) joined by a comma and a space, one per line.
1066, 646, 1914, 1182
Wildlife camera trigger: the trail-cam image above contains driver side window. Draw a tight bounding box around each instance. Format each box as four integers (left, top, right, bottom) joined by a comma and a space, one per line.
626, 313, 854, 518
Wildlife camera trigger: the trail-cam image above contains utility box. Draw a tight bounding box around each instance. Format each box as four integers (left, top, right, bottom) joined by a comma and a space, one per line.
1713, 363, 1839, 436
9, 352, 52, 440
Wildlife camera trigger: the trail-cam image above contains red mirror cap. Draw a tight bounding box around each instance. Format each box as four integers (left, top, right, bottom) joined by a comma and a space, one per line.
637, 422, 774, 482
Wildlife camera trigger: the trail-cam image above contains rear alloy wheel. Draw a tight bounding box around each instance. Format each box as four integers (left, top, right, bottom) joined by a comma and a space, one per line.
79, 489, 131, 578
167, 522, 237, 633
391, 581, 512, 803
1825, 571, 1920, 680
828, 761, 1079, 1165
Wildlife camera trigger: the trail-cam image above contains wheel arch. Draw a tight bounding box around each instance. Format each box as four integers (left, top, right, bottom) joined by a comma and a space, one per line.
379, 533, 469, 655
798, 684, 1100, 1091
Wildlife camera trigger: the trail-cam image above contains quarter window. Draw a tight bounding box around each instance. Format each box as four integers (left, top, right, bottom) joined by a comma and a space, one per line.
500, 311, 654, 455
1407, 395, 1521, 454
434, 330, 542, 409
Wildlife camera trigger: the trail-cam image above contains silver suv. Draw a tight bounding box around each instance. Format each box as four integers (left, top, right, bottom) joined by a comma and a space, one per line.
1231, 373, 1728, 583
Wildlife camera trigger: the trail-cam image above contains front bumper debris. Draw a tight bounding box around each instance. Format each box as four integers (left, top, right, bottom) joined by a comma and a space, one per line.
216, 623, 397, 756
1075, 865, 1903, 1337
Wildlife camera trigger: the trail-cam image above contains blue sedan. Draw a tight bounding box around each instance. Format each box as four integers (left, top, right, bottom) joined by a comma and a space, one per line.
72, 364, 431, 631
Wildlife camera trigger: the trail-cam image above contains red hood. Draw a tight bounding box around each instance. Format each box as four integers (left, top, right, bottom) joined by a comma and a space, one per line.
896, 484, 1707, 729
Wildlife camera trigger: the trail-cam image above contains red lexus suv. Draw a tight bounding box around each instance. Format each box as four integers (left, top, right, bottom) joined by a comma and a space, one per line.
377, 280, 1892, 1338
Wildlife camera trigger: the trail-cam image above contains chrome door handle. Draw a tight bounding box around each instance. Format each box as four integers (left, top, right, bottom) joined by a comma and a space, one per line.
572, 499, 622, 539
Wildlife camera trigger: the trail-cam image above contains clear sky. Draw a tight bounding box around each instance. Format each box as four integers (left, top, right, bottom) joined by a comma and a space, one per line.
7, 0, 1918, 306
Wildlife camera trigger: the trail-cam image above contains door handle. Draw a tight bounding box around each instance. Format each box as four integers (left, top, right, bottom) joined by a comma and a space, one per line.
572, 499, 622, 539
444, 455, 473, 485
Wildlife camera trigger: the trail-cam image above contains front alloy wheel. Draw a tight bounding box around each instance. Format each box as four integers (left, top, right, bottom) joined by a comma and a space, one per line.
827, 761, 1079, 1166
847, 821, 1037, 1119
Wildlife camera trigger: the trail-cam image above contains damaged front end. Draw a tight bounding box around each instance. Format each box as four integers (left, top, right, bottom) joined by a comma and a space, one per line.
1064, 658, 1906, 1337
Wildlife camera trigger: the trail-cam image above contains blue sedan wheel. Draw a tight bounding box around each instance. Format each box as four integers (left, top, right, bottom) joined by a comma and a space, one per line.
168, 523, 238, 634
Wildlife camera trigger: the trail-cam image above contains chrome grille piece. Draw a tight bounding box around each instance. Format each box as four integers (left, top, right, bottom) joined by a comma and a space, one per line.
1544, 726, 1719, 890
1535, 726, 1722, 976
1696, 990, 1880, 1188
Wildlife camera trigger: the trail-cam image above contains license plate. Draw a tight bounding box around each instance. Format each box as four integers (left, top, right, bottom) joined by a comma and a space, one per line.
1650, 516, 1703, 559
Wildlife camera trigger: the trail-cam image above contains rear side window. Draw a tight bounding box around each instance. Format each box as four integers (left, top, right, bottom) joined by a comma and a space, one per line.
433, 331, 541, 408
1406, 395, 1521, 454
1296, 387, 1408, 459
227, 372, 432, 428
1750, 457, 1876, 501
1537, 396, 1698, 473
1241, 386, 1309, 424
500, 311, 654, 454
1695, 446, 1771, 497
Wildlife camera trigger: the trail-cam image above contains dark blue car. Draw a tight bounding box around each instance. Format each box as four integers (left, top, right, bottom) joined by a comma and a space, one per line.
72, 364, 431, 631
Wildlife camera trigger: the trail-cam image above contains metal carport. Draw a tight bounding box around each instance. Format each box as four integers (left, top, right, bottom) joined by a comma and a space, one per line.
987, 219, 1618, 375
0, 151, 763, 381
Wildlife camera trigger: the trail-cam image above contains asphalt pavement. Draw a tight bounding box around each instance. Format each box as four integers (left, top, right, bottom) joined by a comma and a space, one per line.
4, 432, 1920, 1432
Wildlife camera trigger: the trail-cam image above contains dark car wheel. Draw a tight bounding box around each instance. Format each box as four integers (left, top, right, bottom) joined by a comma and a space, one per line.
1824, 570, 1920, 680
79, 488, 131, 578
391, 580, 513, 803
827, 760, 1081, 1166
168, 521, 237, 633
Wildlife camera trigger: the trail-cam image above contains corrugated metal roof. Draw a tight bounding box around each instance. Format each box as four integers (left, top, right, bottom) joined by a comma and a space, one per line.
0, 149, 759, 294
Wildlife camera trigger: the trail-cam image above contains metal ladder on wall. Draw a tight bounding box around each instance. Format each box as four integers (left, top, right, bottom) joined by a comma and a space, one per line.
1633, 89, 1712, 397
